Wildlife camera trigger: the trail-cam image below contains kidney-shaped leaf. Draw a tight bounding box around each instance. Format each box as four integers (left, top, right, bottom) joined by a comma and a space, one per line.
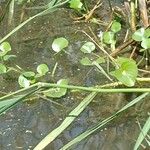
110, 57, 138, 87
103, 31, 115, 44
37, 64, 49, 76
18, 75, 30, 88
0, 42, 11, 56
80, 42, 95, 53
80, 57, 92, 66
141, 38, 150, 49
132, 28, 148, 41
111, 21, 121, 33
43, 79, 68, 98
52, 37, 68, 52
69, 0, 83, 11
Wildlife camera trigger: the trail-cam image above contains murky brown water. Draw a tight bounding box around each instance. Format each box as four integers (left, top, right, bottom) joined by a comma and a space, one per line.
0, 0, 149, 150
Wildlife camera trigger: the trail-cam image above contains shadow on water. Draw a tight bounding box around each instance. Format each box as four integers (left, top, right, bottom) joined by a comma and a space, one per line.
0, 0, 149, 150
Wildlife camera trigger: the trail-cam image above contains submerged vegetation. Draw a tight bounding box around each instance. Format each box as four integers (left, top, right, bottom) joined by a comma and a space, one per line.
0, 0, 150, 149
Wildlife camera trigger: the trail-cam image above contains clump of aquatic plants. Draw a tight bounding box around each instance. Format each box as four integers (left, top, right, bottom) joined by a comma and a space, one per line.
0, 0, 150, 150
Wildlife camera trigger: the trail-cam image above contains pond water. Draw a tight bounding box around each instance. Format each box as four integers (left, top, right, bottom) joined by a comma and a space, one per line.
0, 0, 149, 150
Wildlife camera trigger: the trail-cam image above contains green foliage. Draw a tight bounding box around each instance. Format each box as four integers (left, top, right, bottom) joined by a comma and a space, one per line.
43, 79, 68, 98
18, 64, 49, 88
80, 57, 92, 66
0, 63, 7, 74
37, 64, 49, 76
103, 32, 115, 44
102, 21, 121, 51
80, 57, 105, 66
0, 42, 11, 57
132, 28, 150, 50
134, 115, 150, 150
80, 42, 95, 53
52, 37, 69, 53
111, 21, 121, 33
110, 57, 138, 87
69, 0, 83, 11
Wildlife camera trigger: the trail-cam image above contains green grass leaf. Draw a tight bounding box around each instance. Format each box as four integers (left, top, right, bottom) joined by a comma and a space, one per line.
134, 115, 150, 150
33, 92, 97, 150
60, 93, 149, 150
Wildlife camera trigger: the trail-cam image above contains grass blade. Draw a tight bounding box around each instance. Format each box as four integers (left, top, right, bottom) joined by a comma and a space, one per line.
134, 115, 150, 150
33, 92, 97, 150
60, 92, 149, 150
0, 88, 39, 116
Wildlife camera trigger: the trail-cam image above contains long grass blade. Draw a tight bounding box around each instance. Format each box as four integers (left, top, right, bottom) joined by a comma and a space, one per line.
134, 115, 150, 150
60, 92, 149, 150
33, 92, 97, 150
0, 88, 39, 116
0, 0, 70, 43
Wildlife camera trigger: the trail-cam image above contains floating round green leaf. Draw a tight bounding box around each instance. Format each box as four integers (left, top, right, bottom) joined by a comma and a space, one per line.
0, 63, 7, 74
18, 75, 30, 88
43, 79, 68, 98
80, 42, 95, 53
69, 0, 83, 11
0, 42, 11, 56
37, 64, 49, 76
110, 57, 138, 87
132, 28, 145, 41
80, 57, 92, 66
141, 38, 150, 49
52, 37, 69, 52
111, 21, 121, 33
103, 31, 115, 44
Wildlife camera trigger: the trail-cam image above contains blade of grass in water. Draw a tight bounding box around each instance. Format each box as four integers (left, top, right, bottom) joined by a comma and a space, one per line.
0, 0, 70, 43
60, 92, 149, 150
134, 115, 150, 150
33, 92, 97, 150
0, 88, 39, 116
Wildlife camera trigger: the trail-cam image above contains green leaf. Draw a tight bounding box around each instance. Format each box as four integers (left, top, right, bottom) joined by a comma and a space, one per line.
69, 0, 83, 11
94, 57, 105, 64
134, 115, 150, 150
103, 32, 115, 44
110, 57, 138, 87
144, 28, 150, 38
111, 21, 121, 33
43, 79, 68, 98
18, 75, 30, 88
80, 42, 95, 53
3, 55, 16, 61
0, 63, 7, 74
52, 37, 69, 52
0, 42, 11, 56
132, 28, 147, 41
37, 64, 49, 76
141, 38, 150, 49
80, 57, 92, 66
23, 71, 35, 80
